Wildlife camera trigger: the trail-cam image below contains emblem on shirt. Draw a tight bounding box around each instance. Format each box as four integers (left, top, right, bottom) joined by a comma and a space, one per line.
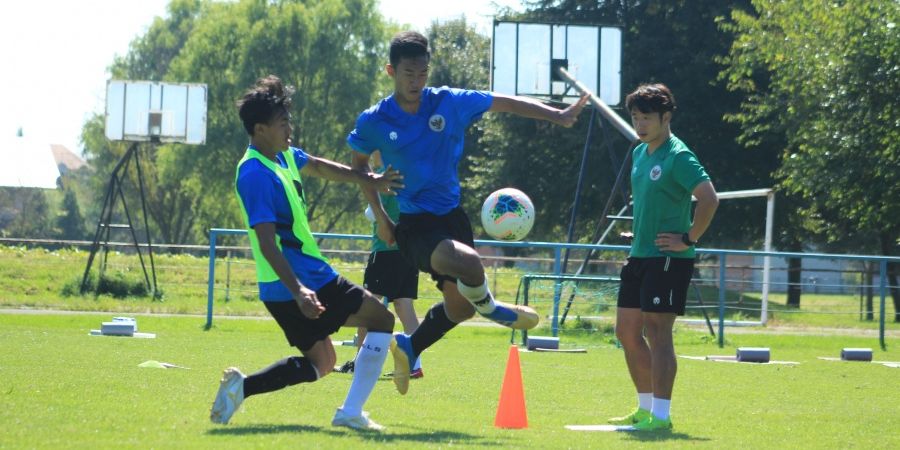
428, 114, 446, 132
653, 297, 661, 305
650, 164, 662, 181
389, 131, 398, 141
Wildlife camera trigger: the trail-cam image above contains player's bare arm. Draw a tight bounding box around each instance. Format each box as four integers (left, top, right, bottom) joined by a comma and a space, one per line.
655, 181, 719, 252
302, 154, 403, 194
489, 92, 590, 127
254, 222, 324, 319
351, 151, 397, 245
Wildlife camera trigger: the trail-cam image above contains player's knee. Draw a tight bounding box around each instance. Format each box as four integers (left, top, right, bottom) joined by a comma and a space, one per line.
367, 306, 395, 333
615, 327, 644, 348
432, 240, 482, 277
302, 356, 332, 379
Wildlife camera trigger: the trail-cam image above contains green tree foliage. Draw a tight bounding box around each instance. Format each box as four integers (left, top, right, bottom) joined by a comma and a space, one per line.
425, 18, 493, 216
55, 188, 87, 240
79, 0, 391, 244
720, 0, 900, 315
483, 0, 769, 247
0, 188, 51, 238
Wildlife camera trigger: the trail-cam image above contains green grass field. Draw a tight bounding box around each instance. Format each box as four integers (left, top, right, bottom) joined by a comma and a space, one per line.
2, 244, 899, 448
2, 313, 899, 449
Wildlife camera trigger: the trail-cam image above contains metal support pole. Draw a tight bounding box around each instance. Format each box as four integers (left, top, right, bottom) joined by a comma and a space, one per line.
206, 229, 218, 329
879, 260, 887, 350
718, 255, 727, 348
552, 248, 562, 337
557, 67, 639, 142
761, 191, 775, 324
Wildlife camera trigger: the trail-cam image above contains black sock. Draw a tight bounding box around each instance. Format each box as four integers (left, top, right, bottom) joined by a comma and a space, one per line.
242, 356, 318, 397
410, 303, 457, 356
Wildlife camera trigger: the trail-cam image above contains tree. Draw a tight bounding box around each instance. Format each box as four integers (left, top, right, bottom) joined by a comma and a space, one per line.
0, 188, 51, 239
482, 0, 764, 248
719, 0, 900, 318
55, 188, 88, 240
79, 0, 392, 244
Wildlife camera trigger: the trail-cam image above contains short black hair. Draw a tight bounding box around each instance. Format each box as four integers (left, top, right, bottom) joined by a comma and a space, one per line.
389, 31, 430, 67
625, 83, 676, 115
236, 75, 295, 136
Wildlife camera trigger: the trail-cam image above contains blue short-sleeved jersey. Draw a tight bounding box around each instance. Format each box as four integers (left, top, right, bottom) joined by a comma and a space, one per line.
347, 87, 493, 215
235, 147, 338, 300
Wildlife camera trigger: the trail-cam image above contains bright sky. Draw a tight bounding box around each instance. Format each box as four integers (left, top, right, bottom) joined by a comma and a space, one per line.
0, 0, 522, 159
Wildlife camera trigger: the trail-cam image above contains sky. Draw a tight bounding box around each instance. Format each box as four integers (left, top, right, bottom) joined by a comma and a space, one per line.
0, 0, 523, 159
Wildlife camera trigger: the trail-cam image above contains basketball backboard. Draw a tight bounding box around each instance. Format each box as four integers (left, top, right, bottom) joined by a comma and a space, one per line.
105, 81, 207, 145
491, 21, 622, 106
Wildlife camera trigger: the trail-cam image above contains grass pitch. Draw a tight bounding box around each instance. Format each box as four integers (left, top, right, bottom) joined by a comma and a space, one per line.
2, 312, 899, 449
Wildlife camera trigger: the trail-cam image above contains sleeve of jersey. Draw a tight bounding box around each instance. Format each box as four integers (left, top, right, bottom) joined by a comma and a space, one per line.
450, 88, 493, 125
236, 169, 278, 228
672, 152, 711, 193
346, 112, 377, 155
290, 147, 310, 170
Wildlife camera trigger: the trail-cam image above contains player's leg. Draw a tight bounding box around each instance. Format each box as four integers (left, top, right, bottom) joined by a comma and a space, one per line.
431, 238, 538, 329
336, 284, 394, 430
609, 258, 652, 425
632, 257, 691, 431
335, 326, 366, 374
608, 307, 652, 425
210, 301, 327, 425
393, 297, 423, 374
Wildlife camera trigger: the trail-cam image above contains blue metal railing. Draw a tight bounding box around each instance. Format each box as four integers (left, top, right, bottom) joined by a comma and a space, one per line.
207, 228, 899, 348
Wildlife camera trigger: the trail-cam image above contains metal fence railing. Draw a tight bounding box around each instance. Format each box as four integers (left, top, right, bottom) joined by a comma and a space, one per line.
207, 228, 900, 349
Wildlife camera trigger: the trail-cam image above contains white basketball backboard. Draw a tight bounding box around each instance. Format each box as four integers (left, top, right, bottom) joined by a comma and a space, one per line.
491, 21, 622, 106
105, 81, 207, 145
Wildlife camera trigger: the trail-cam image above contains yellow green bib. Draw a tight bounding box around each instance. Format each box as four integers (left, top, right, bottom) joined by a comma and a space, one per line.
235, 148, 327, 283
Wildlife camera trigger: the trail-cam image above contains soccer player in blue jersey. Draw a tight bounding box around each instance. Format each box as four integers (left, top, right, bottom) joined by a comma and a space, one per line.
347, 31, 589, 394
210, 75, 404, 431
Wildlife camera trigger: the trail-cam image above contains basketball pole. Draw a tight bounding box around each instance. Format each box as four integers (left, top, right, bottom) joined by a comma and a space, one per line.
80, 142, 158, 296
554, 66, 640, 326
557, 67, 639, 143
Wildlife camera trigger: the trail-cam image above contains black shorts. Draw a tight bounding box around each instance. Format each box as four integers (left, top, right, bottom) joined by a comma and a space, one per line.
395, 206, 475, 289
263, 275, 365, 351
617, 257, 694, 315
364, 250, 419, 301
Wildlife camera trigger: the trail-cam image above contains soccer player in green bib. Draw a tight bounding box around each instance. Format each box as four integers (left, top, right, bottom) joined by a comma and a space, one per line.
609, 83, 718, 431
210, 75, 404, 431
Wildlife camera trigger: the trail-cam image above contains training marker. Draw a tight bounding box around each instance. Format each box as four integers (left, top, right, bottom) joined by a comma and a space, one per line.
495, 345, 528, 429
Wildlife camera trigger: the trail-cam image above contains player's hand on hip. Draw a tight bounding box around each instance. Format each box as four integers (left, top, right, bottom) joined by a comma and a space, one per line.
372, 164, 404, 195
295, 286, 325, 319
376, 218, 397, 246
556, 94, 590, 127
655, 232, 690, 252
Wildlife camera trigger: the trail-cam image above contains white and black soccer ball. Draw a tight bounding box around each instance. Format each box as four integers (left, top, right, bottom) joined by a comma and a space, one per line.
480, 188, 535, 241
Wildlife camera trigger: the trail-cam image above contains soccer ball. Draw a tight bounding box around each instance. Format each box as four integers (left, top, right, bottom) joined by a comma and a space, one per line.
480, 188, 535, 241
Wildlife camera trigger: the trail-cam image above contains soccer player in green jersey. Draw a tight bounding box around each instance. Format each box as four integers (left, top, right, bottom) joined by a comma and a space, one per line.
609, 83, 718, 431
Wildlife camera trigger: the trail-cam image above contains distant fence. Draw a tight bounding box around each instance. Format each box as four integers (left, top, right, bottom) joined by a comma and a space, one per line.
206, 228, 899, 349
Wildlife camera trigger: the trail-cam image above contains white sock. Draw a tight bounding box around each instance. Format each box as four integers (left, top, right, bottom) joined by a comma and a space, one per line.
651, 397, 671, 420
638, 392, 652, 411
457, 278, 496, 314
339, 331, 390, 416
413, 355, 422, 371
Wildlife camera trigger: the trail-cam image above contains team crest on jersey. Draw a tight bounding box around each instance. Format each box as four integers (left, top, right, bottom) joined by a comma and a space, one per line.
389, 131, 398, 141
650, 165, 662, 181
428, 114, 446, 132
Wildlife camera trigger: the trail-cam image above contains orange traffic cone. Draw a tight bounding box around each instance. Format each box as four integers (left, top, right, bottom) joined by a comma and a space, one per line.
494, 345, 528, 429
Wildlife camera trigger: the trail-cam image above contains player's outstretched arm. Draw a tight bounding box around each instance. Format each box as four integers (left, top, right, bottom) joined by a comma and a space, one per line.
351, 151, 397, 245
302, 154, 403, 194
489, 93, 590, 127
